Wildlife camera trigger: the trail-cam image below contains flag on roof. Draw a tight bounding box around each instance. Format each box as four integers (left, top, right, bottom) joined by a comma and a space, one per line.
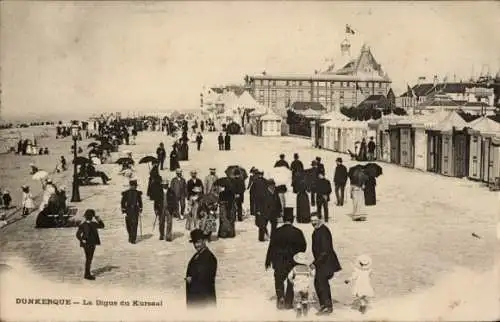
346, 24, 355, 35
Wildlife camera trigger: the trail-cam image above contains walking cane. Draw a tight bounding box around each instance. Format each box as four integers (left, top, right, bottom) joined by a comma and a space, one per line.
152, 214, 157, 232
139, 214, 143, 238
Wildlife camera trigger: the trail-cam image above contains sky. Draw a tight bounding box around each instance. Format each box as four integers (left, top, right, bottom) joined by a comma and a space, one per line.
1, 1, 500, 120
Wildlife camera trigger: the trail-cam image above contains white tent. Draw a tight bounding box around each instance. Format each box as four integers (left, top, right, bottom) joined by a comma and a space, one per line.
321, 119, 371, 153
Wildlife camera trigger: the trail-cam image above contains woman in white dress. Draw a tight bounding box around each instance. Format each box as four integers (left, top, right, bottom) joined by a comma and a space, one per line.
21, 185, 35, 216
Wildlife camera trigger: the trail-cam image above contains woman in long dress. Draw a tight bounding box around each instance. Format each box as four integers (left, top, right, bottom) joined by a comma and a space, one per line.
350, 170, 367, 220
363, 176, 377, 206
217, 186, 236, 238
293, 172, 311, 223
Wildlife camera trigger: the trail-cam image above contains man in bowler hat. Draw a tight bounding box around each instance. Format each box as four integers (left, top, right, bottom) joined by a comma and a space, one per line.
121, 179, 143, 244
185, 229, 217, 308
76, 209, 105, 280
310, 215, 342, 315
265, 208, 306, 309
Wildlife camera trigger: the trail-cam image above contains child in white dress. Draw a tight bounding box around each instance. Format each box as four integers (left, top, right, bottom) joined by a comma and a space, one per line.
288, 252, 313, 317
21, 185, 35, 216
345, 254, 374, 314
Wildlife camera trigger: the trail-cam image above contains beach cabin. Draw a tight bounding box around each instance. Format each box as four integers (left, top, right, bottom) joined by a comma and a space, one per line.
467, 116, 500, 183
387, 121, 415, 168
320, 112, 350, 151
428, 111, 469, 177
319, 119, 372, 154
258, 111, 282, 137
367, 115, 405, 162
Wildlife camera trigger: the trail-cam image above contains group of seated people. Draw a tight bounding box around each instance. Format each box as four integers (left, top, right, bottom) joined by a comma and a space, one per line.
77, 162, 111, 185
35, 180, 69, 228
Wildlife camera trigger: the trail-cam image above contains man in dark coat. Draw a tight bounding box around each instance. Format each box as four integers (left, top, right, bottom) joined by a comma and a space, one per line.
169, 146, 179, 171
315, 157, 326, 176
196, 132, 203, 151
315, 173, 332, 222
121, 179, 143, 244
156, 142, 166, 170
265, 209, 306, 309
224, 132, 231, 150
367, 137, 376, 161
333, 157, 348, 206
76, 209, 105, 280
186, 229, 217, 308
310, 160, 319, 207
232, 173, 246, 221
290, 153, 304, 177
187, 170, 204, 199
256, 179, 282, 241
158, 179, 176, 241
274, 154, 290, 168
310, 215, 341, 315
247, 167, 258, 216
217, 133, 224, 151
171, 169, 187, 219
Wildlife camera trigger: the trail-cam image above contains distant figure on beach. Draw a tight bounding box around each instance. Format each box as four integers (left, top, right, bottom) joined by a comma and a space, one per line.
21, 185, 34, 216
2, 190, 12, 209
224, 132, 231, 151
217, 133, 224, 151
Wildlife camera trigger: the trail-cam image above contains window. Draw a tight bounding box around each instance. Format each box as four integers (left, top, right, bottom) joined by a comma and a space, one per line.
366, 82, 369, 87
298, 90, 304, 101
347, 82, 351, 87
285, 90, 291, 99
259, 80, 263, 86
299, 81, 303, 86
286, 80, 290, 86
271, 90, 277, 102
340, 91, 344, 99
259, 90, 265, 100
272, 80, 276, 86
378, 82, 381, 88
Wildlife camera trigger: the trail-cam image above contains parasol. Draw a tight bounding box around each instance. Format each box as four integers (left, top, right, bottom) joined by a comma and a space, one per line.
225, 165, 248, 179
91, 157, 101, 165
364, 163, 383, 177
139, 156, 158, 164
267, 167, 292, 187
87, 142, 100, 148
32, 170, 49, 181
349, 165, 368, 186
73, 156, 91, 165
116, 157, 134, 165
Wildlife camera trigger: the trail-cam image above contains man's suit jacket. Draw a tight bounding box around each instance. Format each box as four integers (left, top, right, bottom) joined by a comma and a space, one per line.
76, 219, 105, 247
312, 224, 341, 276
159, 188, 177, 215
121, 189, 143, 216
186, 247, 217, 306
187, 178, 204, 198
265, 223, 306, 271
260, 188, 282, 220
171, 176, 187, 198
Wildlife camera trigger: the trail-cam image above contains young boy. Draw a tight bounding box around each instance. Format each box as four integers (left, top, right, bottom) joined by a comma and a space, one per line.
288, 252, 313, 317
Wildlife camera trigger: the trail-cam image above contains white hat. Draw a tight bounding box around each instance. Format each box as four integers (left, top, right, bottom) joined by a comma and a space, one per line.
293, 252, 310, 265
356, 254, 372, 270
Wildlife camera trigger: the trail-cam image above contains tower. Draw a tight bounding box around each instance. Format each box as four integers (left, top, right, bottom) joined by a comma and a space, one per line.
341, 38, 351, 57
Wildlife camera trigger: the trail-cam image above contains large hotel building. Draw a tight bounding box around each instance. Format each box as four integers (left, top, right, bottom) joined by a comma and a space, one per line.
244, 41, 392, 114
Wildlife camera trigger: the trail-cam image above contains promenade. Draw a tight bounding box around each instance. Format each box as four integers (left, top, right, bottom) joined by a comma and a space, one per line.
1, 128, 499, 320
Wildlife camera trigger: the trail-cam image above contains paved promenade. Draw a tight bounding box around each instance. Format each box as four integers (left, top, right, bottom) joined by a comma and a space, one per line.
1, 130, 498, 310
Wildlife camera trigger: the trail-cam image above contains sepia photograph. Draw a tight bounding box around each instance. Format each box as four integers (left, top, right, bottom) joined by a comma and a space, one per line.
0, 1, 499, 321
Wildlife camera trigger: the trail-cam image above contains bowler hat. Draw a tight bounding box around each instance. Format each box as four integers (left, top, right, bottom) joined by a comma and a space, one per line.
83, 209, 96, 220
189, 229, 208, 243
175, 169, 182, 174
336, 157, 343, 163
267, 178, 276, 185
209, 168, 216, 172
250, 166, 257, 173
129, 179, 138, 186
279, 154, 285, 158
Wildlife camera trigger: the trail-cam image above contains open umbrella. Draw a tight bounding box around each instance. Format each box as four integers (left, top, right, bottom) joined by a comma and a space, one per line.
268, 167, 291, 187
364, 163, 383, 177
32, 170, 49, 181
349, 165, 368, 186
139, 156, 158, 164
73, 156, 91, 165
225, 165, 248, 179
87, 142, 100, 149
116, 157, 134, 165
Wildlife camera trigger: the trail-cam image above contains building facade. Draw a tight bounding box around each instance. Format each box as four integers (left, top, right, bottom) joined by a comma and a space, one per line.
245, 44, 392, 114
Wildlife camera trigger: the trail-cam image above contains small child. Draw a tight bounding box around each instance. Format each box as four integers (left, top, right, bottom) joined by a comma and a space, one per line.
21, 185, 35, 216
345, 254, 374, 314
2, 190, 12, 209
287, 252, 313, 317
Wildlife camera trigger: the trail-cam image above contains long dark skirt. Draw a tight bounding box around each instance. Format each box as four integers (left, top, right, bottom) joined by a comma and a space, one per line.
364, 184, 376, 206
169, 157, 179, 171
218, 202, 235, 238
296, 191, 311, 223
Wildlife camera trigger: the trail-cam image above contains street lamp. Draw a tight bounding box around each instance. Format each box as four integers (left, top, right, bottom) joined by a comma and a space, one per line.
71, 124, 81, 202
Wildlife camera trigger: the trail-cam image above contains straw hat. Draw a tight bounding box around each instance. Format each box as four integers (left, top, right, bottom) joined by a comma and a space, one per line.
356, 255, 372, 270
293, 252, 310, 265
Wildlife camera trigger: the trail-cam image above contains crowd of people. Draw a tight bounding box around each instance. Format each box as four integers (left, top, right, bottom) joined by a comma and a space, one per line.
2, 114, 378, 316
